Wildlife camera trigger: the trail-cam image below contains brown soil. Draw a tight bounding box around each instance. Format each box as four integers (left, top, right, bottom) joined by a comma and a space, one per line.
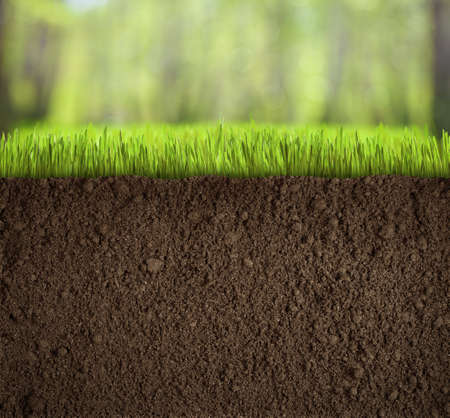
0, 175, 448, 417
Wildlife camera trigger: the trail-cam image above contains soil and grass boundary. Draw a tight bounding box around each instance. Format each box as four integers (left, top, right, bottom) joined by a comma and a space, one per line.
0, 125, 448, 416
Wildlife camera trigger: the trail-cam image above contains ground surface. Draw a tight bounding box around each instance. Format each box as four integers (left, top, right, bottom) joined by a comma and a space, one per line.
0, 175, 448, 417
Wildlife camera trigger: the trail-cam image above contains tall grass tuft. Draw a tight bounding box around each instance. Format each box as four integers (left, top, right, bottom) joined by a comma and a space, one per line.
0, 123, 448, 179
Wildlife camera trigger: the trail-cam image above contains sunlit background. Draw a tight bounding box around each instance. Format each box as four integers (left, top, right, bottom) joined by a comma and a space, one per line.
0, 0, 449, 133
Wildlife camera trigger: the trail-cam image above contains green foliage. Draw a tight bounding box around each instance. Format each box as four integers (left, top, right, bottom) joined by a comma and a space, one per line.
0, 124, 448, 179
12, 0, 74, 26
4, 0, 433, 125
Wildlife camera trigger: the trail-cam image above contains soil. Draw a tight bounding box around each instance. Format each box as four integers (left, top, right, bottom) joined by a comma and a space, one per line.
0, 175, 448, 417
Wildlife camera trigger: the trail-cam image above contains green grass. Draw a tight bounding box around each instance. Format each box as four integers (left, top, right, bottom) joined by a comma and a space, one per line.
0, 123, 448, 179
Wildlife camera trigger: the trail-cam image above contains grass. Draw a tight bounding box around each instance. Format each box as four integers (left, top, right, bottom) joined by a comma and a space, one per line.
0, 123, 448, 179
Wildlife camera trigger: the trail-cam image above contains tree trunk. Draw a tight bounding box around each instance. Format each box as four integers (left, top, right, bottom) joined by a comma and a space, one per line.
0, 0, 12, 136
23, 22, 62, 122
271, 0, 295, 123
322, 3, 349, 123
432, 0, 450, 137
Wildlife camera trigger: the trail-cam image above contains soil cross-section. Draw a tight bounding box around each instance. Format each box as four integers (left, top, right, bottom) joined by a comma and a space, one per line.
0, 175, 448, 416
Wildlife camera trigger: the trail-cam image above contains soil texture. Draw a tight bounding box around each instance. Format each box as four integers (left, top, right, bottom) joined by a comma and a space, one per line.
0, 175, 448, 417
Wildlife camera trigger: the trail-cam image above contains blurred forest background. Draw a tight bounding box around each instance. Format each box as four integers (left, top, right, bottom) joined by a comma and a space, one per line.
0, 0, 449, 134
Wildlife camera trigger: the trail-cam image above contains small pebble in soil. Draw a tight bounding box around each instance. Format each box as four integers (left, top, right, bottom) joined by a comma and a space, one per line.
417, 236, 427, 250
433, 316, 444, 329
352, 365, 364, 379
415, 299, 424, 310
243, 258, 253, 268
313, 246, 322, 257
98, 224, 109, 235
134, 194, 144, 204
146, 258, 164, 273
241, 211, 248, 221
401, 312, 411, 322
39, 339, 50, 350
410, 252, 419, 263
224, 231, 241, 246
306, 234, 314, 247
27, 351, 38, 362
329, 216, 339, 228
115, 182, 130, 195
388, 390, 399, 401
313, 198, 327, 211
83, 181, 94, 193
364, 347, 375, 362
352, 311, 362, 324
329, 335, 339, 345
408, 375, 417, 387
350, 387, 358, 397
380, 224, 395, 239
289, 303, 298, 313
57, 347, 68, 357
292, 222, 302, 232
188, 211, 201, 223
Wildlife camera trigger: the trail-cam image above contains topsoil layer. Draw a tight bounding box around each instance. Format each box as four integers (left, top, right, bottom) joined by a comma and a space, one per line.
0, 175, 448, 417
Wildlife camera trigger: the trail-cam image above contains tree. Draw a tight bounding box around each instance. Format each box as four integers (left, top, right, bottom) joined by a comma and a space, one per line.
0, 0, 64, 133
321, 2, 349, 123
0, 0, 13, 135
24, 21, 62, 121
432, 0, 450, 137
